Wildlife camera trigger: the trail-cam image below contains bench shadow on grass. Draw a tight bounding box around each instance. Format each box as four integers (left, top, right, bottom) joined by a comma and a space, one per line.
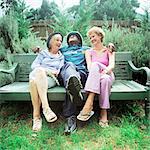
0, 100, 146, 137
0, 100, 145, 127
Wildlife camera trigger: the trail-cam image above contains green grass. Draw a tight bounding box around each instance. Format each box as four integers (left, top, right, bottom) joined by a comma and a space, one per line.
0, 102, 149, 150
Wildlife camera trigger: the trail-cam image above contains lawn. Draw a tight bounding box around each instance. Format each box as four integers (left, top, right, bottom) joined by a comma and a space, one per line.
0, 101, 149, 150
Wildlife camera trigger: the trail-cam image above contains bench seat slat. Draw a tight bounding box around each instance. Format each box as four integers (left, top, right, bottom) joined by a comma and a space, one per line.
0, 81, 146, 93
0, 80, 147, 101
111, 80, 146, 92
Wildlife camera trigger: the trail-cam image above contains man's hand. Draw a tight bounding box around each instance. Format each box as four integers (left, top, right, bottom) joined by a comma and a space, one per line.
108, 43, 115, 52
32, 46, 41, 53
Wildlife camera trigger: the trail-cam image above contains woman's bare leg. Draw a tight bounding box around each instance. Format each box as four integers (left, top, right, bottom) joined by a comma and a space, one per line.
29, 79, 42, 131
82, 92, 95, 113
99, 109, 109, 127
29, 80, 41, 119
100, 109, 108, 122
33, 68, 57, 122
34, 68, 50, 109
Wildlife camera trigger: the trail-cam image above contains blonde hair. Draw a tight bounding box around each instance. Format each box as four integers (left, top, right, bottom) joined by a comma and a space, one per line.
87, 26, 105, 42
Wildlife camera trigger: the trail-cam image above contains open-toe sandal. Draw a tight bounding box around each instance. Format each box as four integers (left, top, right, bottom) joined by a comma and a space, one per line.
32, 118, 42, 132
77, 111, 94, 121
99, 120, 109, 128
43, 108, 57, 123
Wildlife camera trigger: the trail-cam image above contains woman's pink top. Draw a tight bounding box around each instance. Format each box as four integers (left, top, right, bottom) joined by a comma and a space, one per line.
88, 48, 109, 66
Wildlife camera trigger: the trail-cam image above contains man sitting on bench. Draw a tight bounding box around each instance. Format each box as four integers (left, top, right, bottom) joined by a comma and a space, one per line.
59, 31, 88, 135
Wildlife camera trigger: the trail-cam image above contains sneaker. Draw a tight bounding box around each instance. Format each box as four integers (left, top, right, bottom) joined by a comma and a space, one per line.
67, 76, 83, 102
32, 118, 42, 132
64, 115, 77, 135
43, 108, 57, 123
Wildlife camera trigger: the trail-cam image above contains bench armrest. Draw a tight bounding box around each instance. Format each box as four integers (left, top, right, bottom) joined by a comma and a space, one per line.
128, 60, 150, 87
0, 63, 18, 81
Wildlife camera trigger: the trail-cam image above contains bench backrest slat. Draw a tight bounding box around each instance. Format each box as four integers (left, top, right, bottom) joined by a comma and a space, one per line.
13, 54, 36, 81
13, 52, 132, 82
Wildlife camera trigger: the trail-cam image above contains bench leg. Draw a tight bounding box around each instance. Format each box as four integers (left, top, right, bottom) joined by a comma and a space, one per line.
145, 89, 150, 133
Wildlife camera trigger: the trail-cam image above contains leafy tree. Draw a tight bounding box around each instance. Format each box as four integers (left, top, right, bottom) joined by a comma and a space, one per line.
138, 0, 150, 32
93, 0, 139, 20
50, 12, 73, 37
26, 1, 60, 21
0, 0, 16, 15
52, 0, 94, 39
26, 8, 39, 20
0, 0, 31, 39
0, 14, 21, 54
38, 0, 60, 20
0, 0, 45, 55
70, 0, 94, 37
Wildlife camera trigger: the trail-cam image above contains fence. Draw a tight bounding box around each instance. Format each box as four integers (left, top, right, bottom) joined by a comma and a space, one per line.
31, 20, 140, 40
31, 20, 53, 40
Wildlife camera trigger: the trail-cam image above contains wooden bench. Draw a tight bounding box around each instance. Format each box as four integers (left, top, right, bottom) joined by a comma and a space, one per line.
0, 52, 150, 125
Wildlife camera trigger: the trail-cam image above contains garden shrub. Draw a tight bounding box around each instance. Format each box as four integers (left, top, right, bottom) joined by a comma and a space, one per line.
104, 24, 149, 67
0, 15, 21, 54
21, 32, 46, 53
0, 73, 13, 87
0, 38, 6, 62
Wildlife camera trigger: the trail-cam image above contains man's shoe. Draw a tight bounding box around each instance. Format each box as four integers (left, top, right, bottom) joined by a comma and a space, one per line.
64, 115, 77, 135
67, 76, 83, 102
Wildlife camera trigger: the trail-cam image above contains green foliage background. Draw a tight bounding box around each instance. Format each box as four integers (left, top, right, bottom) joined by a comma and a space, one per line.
104, 24, 150, 67
0, 0, 149, 87
93, 0, 139, 20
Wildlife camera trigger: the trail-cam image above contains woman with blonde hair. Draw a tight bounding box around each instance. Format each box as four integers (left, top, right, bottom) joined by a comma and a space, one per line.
77, 26, 115, 127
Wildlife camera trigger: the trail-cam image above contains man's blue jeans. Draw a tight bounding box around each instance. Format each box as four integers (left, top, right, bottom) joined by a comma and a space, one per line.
59, 62, 87, 118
